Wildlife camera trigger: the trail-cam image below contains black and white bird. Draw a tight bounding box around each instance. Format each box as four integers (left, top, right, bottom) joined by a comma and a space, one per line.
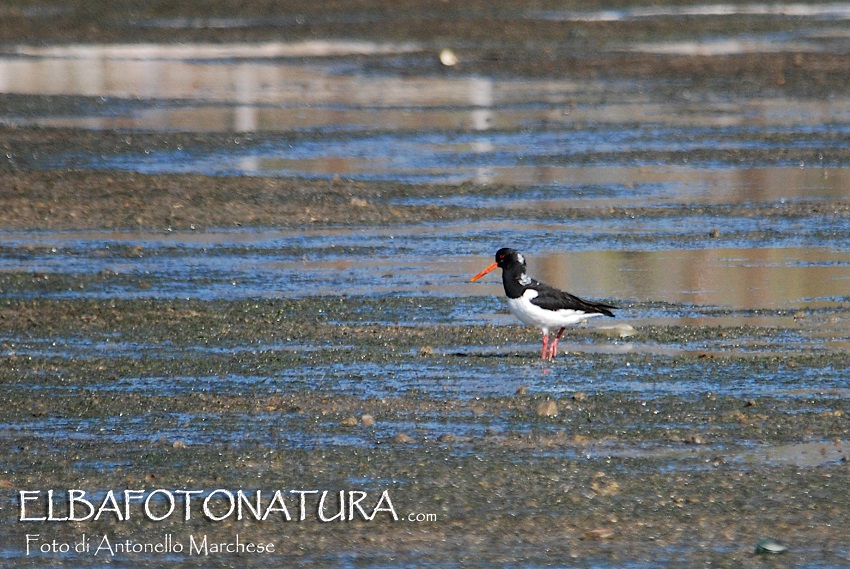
471, 248, 617, 360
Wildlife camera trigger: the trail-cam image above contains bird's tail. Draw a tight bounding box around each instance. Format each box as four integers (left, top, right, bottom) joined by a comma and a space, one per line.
582, 298, 617, 318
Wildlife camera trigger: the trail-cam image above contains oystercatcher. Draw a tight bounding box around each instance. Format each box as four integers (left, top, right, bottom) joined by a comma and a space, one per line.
471, 248, 617, 360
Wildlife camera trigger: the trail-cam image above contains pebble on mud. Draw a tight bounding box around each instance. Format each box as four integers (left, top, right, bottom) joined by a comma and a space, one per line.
590, 472, 620, 496
360, 414, 375, 427
597, 323, 636, 338
340, 417, 358, 427
418, 345, 434, 356
536, 400, 558, 417
393, 433, 414, 444
583, 527, 615, 540
755, 538, 787, 554
439, 48, 458, 66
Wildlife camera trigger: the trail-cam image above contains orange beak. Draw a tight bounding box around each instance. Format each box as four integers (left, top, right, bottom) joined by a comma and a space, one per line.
470, 261, 498, 282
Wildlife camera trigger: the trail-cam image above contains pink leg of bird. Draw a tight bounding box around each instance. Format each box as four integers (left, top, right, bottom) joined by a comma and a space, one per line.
541, 334, 550, 360
547, 327, 566, 360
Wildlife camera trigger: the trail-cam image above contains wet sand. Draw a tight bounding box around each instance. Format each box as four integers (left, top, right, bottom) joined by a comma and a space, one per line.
3, 1, 850, 567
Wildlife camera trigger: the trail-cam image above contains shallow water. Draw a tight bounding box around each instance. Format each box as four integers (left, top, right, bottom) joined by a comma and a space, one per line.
1, 30, 848, 313
1, 33, 848, 399
1, 227, 848, 310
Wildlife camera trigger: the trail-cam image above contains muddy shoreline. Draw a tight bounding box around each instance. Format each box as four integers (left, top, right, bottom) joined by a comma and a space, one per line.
4, 293, 850, 567
4, 1, 850, 567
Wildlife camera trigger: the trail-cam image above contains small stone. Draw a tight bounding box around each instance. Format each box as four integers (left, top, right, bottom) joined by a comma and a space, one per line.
536, 400, 558, 417
438, 433, 456, 444
572, 392, 587, 402
708, 228, 721, 238
686, 435, 705, 445
755, 538, 787, 554
515, 385, 528, 396
590, 472, 620, 496
418, 345, 434, 356
393, 433, 414, 444
340, 417, 358, 427
172, 440, 188, 449
439, 48, 458, 66
583, 527, 614, 540
350, 197, 369, 207
596, 324, 636, 338
360, 414, 375, 427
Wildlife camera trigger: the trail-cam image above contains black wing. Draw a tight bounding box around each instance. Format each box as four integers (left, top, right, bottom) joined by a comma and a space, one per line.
528, 279, 616, 317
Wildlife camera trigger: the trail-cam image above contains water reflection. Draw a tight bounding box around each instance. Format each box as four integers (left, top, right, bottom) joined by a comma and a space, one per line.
2, 225, 846, 310
529, 2, 850, 21
4, 41, 850, 194
1, 41, 849, 314
4, 42, 850, 135
528, 247, 850, 309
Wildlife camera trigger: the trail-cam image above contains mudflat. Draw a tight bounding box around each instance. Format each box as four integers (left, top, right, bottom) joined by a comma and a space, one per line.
2, 1, 850, 567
